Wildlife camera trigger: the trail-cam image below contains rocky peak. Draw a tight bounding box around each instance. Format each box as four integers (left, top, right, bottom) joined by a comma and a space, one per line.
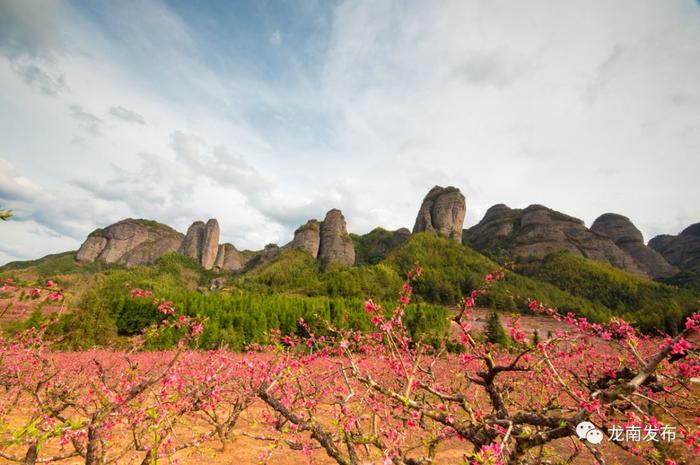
180, 221, 205, 260
463, 204, 520, 250
520, 204, 583, 227
465, 205, 647, 277
649, 222, 700, 273
591, 213, 677, 279
682, 223, 700, 237
201, 219, 220, 270
412, 185, 466, 242
591, 213, 643, 245
180, 219, 220, 270
482, 204, 513, 223
318, 209, 355, 266
76, 218, 184, 267
215, 243, 251, 272
285, 219, 321, 258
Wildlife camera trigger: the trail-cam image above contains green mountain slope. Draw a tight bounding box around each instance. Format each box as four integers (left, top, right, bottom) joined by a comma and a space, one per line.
516, 252, 698, 333
2, 233, 697, 347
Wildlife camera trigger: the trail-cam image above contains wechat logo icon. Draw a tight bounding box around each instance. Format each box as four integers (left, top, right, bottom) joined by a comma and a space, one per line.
576, 421, 604, 444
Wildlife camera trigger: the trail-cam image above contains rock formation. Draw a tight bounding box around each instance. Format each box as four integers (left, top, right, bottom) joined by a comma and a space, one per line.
413, 186, 466, 242
261, 244, 281, 262
200, 219, 220, 270
214, 245, 226, 270
649, 223, 700, 273
180, 221, 205, 261
591, 213, 677, 279
75, 219, 184, 267
179, 219, 220, 270
318, 209, 355, 266
75, 236, 108, 263
462, 204, 518, 251
284, 220, 321, 258
211, 243, 251, 273
464, 204, 647, 277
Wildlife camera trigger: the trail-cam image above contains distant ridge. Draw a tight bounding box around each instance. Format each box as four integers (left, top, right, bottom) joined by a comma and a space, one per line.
11, 185, 697, 281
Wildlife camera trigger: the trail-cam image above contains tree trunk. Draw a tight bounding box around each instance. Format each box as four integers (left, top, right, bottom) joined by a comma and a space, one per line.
22, 442, 37, 465
140, 448, 156, 465
85, 425, 102, 465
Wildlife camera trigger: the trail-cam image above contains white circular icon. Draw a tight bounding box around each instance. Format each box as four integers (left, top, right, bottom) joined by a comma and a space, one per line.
586, 429, 604, 444
576, 421, 596, 439
576, 421, 604, 444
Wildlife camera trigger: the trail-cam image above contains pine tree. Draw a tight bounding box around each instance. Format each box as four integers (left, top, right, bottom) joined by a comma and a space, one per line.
485, 311, 509, 346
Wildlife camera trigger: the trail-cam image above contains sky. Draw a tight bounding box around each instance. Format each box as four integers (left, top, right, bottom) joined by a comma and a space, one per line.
0, 0, 699, 264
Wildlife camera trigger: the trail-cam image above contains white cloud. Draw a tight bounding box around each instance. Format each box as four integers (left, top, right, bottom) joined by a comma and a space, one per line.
12, 60, 67, 95
109, 105, 147, 125
68, 104, 104, 135
0, 0, 68, 97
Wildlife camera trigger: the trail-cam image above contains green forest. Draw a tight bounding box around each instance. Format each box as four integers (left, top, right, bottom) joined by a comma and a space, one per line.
2, 233, 698, 349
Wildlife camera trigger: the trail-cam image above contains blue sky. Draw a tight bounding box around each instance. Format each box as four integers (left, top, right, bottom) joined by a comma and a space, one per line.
1, 0, 699, 264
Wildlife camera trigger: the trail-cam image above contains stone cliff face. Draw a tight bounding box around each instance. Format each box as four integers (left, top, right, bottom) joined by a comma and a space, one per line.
318, 209, 355, 266
179, 221, 205, 261
463, 204, 518, 251
591, 213, 677, 279
214, 244, 226, 270
285, 211, 356, 266
76, 217, 254, 273
650, 223, 700, 273
413, 186, 466, 242
201, 219, 220, 270
75, 219, 184, 267
215, 243, 251, 272
180, 219, 220, 270
284, 220, 321, 258
464, 204, 647, 277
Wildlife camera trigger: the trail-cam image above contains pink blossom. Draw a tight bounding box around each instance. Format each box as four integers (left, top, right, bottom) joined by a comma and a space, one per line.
580, 398, 601, 412
158, 301, 175, 315
130, 288, 152, 298
671, 338, 692, 355
47, 292, 63, 301
684, 313, 700, 331
364, 300, 378, 314
510, 328, 526, 343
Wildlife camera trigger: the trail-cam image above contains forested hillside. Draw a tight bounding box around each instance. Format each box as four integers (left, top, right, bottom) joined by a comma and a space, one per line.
2, 233, 697, 349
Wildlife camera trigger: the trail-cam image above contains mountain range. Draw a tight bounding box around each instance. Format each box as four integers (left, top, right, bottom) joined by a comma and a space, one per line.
1, 185, 699, 342
27, 185, 697, 280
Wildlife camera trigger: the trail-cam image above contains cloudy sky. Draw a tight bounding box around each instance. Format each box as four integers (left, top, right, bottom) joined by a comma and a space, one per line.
1, 0, 699, 264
